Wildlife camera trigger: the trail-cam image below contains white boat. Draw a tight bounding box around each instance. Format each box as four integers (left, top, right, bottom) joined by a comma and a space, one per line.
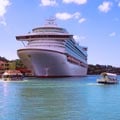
97, 72, 118, 84
16, 18, 88, 77
2, 70, 23, 81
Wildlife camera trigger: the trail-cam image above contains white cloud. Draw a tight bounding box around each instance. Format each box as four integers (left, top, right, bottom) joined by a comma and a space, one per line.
115, 0, 120, 7
73, 35, 80, 40
118, 2, 120, 7
40, 0, 57, 6
109, 32, 116, 37
98, 1, 112, 13
74, 12, 81, 19
63, 0, 87, 5
0, 18, 6, 26
74, 35, 86, 44
0, 0, 10, 25
78, 18, 86, 23
55, 12, 80, 20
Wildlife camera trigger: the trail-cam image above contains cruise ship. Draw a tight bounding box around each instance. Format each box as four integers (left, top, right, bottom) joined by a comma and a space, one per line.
16, 19, 88, 77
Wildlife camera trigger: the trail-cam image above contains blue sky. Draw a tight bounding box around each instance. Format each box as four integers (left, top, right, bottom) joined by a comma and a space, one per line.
0, 0, 120, 67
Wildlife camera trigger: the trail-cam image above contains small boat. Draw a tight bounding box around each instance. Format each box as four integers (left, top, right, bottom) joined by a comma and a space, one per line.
97, 72, 119, 84
2, 70, 24, 81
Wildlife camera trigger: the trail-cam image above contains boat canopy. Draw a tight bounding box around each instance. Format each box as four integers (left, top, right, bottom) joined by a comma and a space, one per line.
2, 70, 23, 76
100, 72, 117, 77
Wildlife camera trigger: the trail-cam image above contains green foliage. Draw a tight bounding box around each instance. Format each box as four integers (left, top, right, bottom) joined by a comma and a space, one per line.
88, 64, 120, 75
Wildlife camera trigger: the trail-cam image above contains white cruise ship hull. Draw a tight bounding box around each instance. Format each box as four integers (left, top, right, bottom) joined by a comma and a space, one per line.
18, 49, 87, 77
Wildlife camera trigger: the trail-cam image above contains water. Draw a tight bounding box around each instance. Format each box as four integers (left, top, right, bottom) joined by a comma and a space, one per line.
0, 75, 120, 120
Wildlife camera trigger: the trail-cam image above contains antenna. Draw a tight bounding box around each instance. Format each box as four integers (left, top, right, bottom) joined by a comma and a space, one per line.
44, 17, 57, 27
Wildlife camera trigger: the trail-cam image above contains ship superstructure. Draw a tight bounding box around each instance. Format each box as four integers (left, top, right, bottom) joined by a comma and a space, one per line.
16, 19, 88, 77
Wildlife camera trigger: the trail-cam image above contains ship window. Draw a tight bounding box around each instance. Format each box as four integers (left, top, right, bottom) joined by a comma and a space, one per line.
28, 55, 31, 58
32, 28, 68, 34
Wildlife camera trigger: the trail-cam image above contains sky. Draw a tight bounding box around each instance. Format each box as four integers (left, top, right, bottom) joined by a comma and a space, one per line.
0, 0, 120, 67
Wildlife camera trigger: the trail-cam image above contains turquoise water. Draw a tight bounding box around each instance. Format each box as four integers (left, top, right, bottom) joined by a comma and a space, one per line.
0, 75, 120, 120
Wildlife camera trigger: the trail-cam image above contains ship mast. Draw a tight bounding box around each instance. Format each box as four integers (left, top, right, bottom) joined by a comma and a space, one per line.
44, 18, 57, 27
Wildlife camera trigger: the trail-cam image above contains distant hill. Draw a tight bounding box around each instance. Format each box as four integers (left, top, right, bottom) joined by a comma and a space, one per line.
0, 56, 9, 62
0, 56, 120, 75
88, 64, 120, 75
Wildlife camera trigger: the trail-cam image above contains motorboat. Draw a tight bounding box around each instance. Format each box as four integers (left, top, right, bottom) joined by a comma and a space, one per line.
2, 70, 24, 81
97, 72, 119, 84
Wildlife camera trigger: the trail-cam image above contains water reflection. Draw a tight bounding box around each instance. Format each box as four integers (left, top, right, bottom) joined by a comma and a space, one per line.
19, 79, 89, 120
0, 82, 22, 120
0, 76, 120, 120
